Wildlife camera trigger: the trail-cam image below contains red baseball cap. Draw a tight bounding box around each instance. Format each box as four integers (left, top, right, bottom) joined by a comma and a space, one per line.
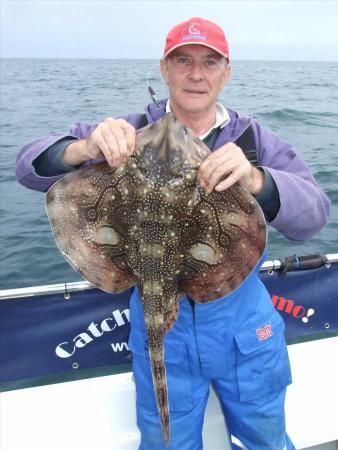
163, 17, 230, 61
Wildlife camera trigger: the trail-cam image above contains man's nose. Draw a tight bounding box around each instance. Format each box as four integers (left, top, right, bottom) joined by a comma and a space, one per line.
188, 61, 204, 81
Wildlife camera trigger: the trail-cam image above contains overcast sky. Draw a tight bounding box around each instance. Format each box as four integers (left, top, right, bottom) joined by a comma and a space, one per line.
1, 0, 338, 61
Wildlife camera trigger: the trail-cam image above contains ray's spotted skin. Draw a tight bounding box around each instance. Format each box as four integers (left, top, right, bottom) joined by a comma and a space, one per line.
46, 113, 267, 446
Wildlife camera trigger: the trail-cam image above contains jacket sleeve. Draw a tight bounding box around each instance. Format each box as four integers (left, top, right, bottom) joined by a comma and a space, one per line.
16, 114, 143, 192
15, 122, 97, 192
252, 120, 331, 241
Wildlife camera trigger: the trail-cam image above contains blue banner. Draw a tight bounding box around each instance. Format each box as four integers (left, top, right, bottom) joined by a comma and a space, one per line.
0, 261, 337, 390
260, 263, 337, 341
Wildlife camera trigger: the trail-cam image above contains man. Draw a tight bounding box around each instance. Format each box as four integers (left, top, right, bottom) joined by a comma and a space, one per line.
16, 17, 330, 450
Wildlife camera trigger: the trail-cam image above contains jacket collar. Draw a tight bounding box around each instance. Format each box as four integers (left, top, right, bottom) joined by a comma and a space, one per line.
145, 99, 251, 147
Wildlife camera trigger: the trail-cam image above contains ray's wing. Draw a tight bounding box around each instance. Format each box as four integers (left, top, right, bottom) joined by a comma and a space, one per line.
46, 162, 137, 293
180, 184, 267, 302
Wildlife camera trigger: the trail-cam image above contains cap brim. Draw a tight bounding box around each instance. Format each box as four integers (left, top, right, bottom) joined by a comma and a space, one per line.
163, 41, 228, 60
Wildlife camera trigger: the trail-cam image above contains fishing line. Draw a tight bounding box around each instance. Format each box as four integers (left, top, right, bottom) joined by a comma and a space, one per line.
146, 63, 164, 108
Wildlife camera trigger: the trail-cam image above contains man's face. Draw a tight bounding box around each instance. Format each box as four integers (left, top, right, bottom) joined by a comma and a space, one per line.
160, 45, 231, 116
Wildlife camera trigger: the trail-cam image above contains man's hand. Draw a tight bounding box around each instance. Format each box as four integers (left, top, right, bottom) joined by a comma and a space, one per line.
197, 142, 264, 195
63, 118, 136, 167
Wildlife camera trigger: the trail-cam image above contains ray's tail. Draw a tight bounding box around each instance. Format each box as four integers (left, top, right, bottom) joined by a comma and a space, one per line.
148, 341, 170, 447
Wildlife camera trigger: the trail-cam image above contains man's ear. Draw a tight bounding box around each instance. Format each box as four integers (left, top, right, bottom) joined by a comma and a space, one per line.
221, 64, 231, 90
160, 58, 169, 85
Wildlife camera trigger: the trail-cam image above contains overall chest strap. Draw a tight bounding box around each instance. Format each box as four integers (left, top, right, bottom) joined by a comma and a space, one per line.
234, 125, 258, 166
138, 113, 149, 129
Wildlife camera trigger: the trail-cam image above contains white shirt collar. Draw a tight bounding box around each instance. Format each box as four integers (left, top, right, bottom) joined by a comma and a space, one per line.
165, 99, 230, 139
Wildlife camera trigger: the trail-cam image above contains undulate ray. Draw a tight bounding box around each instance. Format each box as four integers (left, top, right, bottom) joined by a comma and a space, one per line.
46, 113, 267, 446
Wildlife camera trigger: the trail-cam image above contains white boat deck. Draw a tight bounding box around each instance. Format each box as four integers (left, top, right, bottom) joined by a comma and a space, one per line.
1, 336, 337, 450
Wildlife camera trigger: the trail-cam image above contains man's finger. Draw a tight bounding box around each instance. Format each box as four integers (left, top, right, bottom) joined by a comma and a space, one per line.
214, 171, 240, 191
118, 120, 136, 153
203, 161, 235, 193
99, 125, 121, 163
94, 128, 116, 167
111, 127, 129, 163
198, 150, 233, 183
198, 154, 238, 190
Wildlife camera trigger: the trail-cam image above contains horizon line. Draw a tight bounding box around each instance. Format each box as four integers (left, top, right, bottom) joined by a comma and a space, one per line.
1, 57, 338, 63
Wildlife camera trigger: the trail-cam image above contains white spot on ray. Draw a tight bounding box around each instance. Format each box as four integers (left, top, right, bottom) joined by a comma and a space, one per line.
92, 226, 120, 245
188, 243, 221, 264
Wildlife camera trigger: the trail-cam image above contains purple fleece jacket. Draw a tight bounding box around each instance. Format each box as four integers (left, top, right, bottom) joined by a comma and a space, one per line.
15, 100, 330, 241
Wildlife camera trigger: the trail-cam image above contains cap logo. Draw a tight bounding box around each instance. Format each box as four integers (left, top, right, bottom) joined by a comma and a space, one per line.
188, 24, 200, 34
182, 23, 206, 41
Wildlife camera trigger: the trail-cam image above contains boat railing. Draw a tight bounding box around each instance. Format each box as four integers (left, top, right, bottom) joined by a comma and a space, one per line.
1, 253, 338, 300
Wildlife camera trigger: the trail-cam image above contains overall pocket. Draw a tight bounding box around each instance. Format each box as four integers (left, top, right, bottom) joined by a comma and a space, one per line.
234, 312, 292, 402
128, 328, 193, 413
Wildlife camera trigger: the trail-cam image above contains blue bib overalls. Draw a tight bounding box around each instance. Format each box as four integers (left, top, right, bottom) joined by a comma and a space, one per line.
128, 254, 296, 450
